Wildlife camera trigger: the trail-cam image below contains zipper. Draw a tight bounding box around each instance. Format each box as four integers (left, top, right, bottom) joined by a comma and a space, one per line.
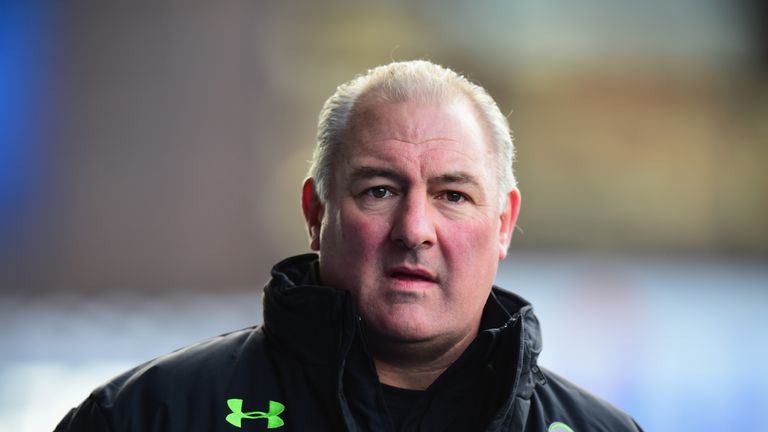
530, 364, 547, 385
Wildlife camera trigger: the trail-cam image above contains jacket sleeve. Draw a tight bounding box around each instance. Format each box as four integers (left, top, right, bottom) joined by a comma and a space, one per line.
53, 396, 112, 432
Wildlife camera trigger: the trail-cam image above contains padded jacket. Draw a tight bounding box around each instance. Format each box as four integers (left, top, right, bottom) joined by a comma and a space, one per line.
55, 254, 643, 431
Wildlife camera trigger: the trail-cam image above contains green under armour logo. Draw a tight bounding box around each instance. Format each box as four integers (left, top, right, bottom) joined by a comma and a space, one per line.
225, 399, 285, 429
548, 421, 575, 432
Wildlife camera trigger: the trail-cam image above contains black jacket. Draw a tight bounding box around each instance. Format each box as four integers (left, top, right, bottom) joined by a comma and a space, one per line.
55, 254, 643, 431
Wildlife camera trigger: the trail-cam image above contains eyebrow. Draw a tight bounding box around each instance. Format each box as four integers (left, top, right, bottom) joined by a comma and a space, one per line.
350, 166, 481, 189
428, 172, 482, 189
349, 166, 404, 183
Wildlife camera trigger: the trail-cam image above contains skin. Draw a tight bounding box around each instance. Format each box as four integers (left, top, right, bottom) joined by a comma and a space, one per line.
302, 96, 521, 390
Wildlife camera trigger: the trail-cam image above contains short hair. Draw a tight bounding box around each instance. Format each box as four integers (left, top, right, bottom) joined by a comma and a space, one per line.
308, 60, 516, 210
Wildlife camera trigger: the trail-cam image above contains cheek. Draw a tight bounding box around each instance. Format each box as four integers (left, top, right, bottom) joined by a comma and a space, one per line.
324, 208, 389, 261
442, 219, 501, 272
452, 214, 499, 246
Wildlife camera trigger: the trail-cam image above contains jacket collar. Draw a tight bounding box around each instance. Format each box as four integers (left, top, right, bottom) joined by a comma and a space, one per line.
487, 288, 542, 401
262, 254, 359, 366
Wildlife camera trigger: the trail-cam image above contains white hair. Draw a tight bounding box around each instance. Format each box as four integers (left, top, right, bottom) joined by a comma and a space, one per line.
308, 60, 516, 210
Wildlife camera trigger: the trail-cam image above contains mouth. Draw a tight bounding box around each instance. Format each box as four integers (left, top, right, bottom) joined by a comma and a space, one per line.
387, 267, 437, 283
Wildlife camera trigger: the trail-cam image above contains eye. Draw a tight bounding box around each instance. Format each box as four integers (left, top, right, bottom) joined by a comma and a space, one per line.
366, 186, 393, 199
442, 191, 468, 203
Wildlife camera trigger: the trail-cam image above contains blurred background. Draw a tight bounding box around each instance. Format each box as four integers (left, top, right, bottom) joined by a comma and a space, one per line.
1, 0, 767, 430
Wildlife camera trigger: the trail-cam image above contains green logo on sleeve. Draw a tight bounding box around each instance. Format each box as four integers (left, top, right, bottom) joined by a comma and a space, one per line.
548, 421, 575, 432
225, 399, 285, 429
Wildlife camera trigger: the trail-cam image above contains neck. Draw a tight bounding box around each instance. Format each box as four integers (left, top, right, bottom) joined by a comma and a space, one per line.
367, 328, 478, 391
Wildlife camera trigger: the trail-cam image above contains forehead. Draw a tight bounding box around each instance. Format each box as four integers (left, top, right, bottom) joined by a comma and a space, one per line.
341, 97, 494, 161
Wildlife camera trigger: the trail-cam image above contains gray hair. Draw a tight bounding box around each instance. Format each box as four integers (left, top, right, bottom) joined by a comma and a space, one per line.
308, 60, 516, 210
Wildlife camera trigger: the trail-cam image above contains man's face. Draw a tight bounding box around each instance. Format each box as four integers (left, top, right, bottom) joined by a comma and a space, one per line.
303, 97, 520, 347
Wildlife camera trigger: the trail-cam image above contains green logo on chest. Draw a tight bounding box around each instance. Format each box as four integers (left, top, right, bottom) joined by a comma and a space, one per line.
225, 399, 285, 429
548, 421, 575, 432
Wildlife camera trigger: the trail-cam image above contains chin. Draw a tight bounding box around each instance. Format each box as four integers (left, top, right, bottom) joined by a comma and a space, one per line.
375, 318, 434, 343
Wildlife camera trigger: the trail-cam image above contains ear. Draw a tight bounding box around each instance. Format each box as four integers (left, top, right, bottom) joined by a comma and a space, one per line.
302, 178, 324, 251
498, 187, 521, 260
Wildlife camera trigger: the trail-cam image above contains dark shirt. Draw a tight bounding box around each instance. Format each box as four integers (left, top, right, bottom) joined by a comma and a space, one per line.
381, 384, 425, 430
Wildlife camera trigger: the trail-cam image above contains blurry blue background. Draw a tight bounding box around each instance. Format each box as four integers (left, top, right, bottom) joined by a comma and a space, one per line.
1, 1, 767, 430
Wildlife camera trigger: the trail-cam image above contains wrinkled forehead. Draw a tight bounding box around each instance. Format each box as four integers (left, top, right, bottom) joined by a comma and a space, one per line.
341, 95, 494, 158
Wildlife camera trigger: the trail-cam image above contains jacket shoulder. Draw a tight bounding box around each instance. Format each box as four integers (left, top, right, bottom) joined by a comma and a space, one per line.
56, 326, 278, 432
102, 325, 266, 397
532, 368, 643, 432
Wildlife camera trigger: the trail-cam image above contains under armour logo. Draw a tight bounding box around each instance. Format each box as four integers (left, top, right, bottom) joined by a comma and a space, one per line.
548, 421, 575, 432
225, 398, 285, 429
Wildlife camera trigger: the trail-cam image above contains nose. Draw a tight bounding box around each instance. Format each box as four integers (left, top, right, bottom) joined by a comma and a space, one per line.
390, 193, 437, 250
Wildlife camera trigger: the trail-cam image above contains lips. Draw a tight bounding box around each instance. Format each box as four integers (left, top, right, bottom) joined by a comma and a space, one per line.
388, 267, 437, 283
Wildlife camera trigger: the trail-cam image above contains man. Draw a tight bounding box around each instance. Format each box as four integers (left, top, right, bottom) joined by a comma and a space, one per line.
56, 60, 643, 431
